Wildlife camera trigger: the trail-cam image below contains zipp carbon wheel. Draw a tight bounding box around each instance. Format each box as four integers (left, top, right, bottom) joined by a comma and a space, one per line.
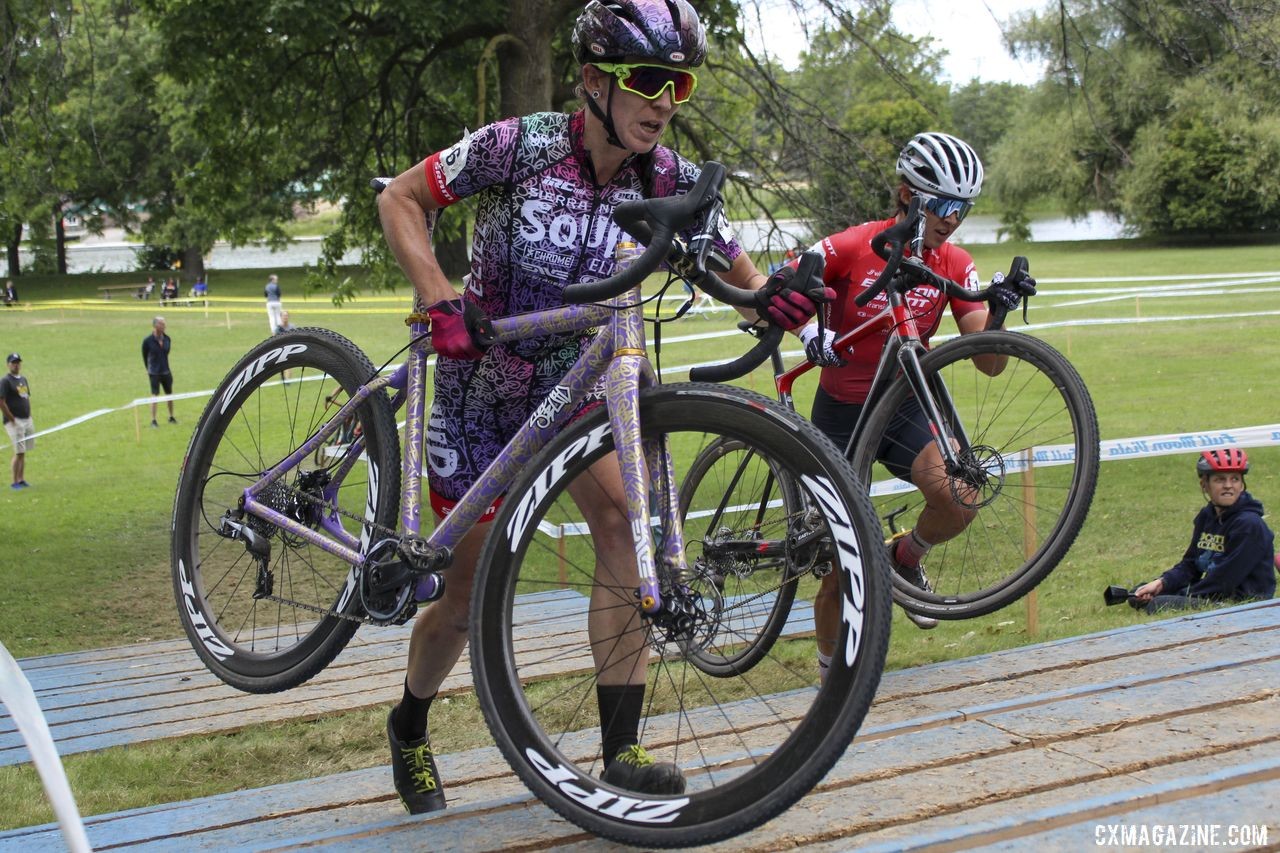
471, 383, 891, 847
171, 328, 400, 692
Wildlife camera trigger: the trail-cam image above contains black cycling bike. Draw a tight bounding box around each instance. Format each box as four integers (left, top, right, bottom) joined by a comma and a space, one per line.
678, 199, 1099, 671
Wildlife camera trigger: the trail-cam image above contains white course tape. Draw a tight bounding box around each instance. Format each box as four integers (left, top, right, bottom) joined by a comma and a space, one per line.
0, 640, 92, 852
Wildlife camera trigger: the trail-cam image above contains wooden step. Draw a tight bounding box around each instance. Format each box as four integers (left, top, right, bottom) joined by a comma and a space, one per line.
0, 588, 815, 765
3, 599, 1276, 851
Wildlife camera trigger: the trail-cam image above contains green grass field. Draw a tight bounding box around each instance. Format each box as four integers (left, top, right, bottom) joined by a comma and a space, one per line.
1, 236, 1279, 828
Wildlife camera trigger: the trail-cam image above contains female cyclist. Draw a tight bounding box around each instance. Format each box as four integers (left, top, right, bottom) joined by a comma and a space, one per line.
376, 0, 825, 813
799, 132, 1035, 663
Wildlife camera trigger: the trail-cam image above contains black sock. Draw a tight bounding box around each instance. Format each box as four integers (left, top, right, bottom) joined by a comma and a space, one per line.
597, 683, 645, 767
392, 680, 434, 743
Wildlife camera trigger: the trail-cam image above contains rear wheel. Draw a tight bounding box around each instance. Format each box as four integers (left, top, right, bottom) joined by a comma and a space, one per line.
677, 437, 816, 677
471, 383, 891, 847
171, 329, 400, 692
851, 331, 1098, 619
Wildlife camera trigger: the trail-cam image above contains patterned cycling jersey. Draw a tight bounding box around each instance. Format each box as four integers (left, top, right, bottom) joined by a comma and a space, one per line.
422, 109, 743, 507
813, 218, 983, 404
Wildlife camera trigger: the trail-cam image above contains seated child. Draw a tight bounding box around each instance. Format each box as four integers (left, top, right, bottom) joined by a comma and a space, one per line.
1132, 449, 1276, 613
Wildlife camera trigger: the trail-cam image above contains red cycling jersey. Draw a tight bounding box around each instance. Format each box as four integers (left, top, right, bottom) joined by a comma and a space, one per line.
813, 217, 984, 404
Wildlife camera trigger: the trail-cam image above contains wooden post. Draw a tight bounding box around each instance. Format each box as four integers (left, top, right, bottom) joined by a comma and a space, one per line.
225, 311, 231, 330
1024, 451, 1038, 636
558, 527, 568, 588
133, 406, 142, 444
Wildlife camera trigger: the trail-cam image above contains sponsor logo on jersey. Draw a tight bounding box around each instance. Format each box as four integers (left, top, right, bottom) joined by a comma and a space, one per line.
426, 414, 460, 478
519, 200, 622, 250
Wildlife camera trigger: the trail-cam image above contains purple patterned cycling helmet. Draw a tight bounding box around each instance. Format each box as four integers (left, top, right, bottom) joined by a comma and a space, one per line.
573, 0, 707, 68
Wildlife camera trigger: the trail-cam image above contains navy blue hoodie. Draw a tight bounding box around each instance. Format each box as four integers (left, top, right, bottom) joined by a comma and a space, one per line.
1160, 491, 1276, 601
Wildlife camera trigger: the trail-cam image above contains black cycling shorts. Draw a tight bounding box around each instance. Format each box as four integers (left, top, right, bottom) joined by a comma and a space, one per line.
809, 385, 932, 482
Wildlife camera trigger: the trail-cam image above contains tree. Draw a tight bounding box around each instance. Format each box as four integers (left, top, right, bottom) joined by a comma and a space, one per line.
1, 0, 76, 276
992, 0, 1280, 238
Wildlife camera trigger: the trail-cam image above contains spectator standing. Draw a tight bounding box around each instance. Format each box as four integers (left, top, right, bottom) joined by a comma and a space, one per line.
1, 353, 33, 489
142, 316, 177, 427
264, 274, 284, 335
274, 309, 296, 334
4, 280, 17, 306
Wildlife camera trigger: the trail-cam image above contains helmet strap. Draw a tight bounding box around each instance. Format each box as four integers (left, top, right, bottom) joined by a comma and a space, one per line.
585, 78, 627, 149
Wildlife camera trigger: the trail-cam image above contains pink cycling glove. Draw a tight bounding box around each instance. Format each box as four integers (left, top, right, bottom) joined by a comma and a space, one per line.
758, 266, 835, 331
426, 299, 489, 360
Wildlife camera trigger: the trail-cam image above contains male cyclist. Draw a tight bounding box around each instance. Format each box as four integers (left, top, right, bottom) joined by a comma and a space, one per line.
800, 132, 1036, 663
1131, 449, 1276, 613
377, 0, 825, 814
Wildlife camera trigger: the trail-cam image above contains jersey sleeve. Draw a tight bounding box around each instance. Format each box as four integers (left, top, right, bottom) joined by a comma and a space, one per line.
422, 116, 522, 208
943, 244, 984, 321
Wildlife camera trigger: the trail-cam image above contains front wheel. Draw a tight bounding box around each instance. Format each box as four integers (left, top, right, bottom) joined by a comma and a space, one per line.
471, 383, 891, 848
851, 330, 1099, 619
171, 329, 401, 693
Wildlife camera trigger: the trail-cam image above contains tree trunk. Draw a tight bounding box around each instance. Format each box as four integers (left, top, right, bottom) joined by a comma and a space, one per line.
500, 0, 559, 117
6, 222, 20, 277
436, 223, 470, 281
181, 246, 205, 282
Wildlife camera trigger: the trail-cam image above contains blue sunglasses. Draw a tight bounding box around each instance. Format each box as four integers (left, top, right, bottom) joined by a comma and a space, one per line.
915, 191, 975, 222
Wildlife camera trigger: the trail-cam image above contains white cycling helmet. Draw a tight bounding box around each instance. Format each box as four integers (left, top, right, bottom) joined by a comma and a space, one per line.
896, 132, 984, 199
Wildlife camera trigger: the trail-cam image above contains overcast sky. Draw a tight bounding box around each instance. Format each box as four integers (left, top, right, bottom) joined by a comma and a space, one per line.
744, 0, 1047, 83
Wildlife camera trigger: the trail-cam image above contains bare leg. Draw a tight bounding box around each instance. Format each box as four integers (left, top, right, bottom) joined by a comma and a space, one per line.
404, 522, 489, 699
567, 453, 648, 688
907, 442, 978, 545
815, 442, 977, 651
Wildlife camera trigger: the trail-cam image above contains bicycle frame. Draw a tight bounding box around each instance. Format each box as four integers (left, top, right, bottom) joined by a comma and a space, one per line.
234, 290, 685, 616
773, 275, 989, 484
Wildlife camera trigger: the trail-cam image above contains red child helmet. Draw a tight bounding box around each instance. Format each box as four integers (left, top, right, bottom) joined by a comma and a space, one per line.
1196, 448, 1249, 475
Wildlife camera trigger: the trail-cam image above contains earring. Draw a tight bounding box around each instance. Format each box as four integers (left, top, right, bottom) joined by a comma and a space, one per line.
591, 90, 601, 99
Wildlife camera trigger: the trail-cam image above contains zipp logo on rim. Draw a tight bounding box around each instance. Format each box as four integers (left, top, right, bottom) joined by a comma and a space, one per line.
801, 473, 866, 667
177, 559, 234, 661
507, 423, 610, 549
219, 344, 308, 414
526, 747, 688, 824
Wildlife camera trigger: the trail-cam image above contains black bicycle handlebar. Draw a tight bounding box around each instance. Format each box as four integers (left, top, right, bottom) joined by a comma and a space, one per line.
688, 249, 824, 382
856, 196, 923, 307
858, 196, 1030, 325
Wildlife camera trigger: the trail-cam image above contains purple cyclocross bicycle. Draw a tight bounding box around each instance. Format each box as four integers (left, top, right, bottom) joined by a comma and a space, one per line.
171, 163, 891, 846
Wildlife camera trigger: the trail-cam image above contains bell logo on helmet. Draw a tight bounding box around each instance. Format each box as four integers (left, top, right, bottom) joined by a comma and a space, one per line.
590, 42, 605, 55
669, 51, 685, 62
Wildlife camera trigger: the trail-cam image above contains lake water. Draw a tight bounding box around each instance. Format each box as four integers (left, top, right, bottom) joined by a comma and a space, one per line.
26, 213, 1129, 275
